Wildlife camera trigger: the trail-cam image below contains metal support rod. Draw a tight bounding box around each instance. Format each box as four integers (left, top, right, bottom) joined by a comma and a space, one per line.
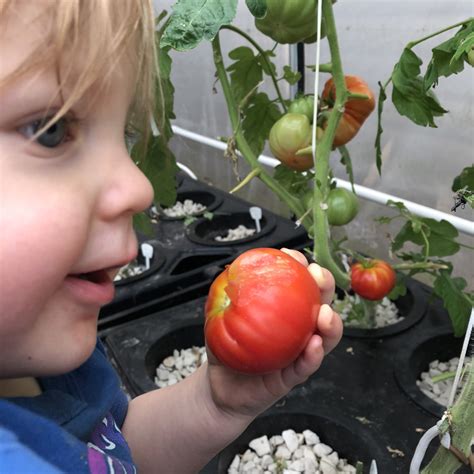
297, 42, 305, 94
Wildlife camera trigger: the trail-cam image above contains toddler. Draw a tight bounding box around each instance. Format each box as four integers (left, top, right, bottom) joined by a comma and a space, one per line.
0, 1, 343, 472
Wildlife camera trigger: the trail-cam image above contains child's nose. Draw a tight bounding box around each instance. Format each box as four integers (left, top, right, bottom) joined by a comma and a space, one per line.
98, 146, 154, 219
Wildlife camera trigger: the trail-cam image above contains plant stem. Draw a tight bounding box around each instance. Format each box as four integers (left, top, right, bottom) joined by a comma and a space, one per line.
392, 262, 450, 271
347, 92, 370, 101
361, 299, 377, 328
308, 63, 333, 73
221, 25, 287, 112
212, 34, 305, 218
311, 0, 350, 289
422, 362, 474, 473
229, 168, 261, 194
406, 18, 474, 49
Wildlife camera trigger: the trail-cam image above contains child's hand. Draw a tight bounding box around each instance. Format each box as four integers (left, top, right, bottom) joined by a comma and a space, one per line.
205, 248, 343, 419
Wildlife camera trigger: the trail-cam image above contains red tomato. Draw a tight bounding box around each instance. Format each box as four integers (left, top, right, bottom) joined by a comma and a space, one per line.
204, 248, 321, 374
350, 259, 396, 301
321, 75, 375, 148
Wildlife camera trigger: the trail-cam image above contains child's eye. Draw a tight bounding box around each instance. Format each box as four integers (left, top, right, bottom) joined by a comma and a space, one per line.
19, 116, 72, 148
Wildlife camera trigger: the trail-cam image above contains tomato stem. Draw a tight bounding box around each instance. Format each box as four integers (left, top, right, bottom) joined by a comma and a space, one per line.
406, 18, 473, 49
310, 0, 350, 289
392, 262, 450, 271
211, 34, 306, 219
347, 92, 370, 101
229, 168, 261, 194
360, 298, 377, 328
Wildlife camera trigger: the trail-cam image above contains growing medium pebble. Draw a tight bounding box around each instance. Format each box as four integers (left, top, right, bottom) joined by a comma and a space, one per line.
162, 199, 207, 218
215, 225, 256, 242
416, 356, 472, 407
114, 261, 146, 281
227, 429, 357, 474
154, 346, 207, 388
334, 294, 403, 329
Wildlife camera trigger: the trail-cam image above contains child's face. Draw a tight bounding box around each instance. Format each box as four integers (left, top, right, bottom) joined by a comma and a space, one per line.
0, 3, 154, 378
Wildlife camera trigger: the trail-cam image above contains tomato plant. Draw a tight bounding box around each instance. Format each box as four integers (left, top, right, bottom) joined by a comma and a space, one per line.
269, 113, 313, 171
204, 248, 321, 374
326, 187, 359, 226
321, 75, 375, 147
350, 259, 396, 301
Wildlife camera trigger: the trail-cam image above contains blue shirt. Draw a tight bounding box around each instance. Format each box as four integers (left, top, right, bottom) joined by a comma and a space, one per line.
0, 340, 136, 473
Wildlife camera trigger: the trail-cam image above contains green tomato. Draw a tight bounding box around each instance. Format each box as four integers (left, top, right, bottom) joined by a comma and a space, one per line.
255, 0, 323, 44
467, 48, 474, 67
269, 113, 313, 171
326, 188, 359, 226
288, 97, 314, 123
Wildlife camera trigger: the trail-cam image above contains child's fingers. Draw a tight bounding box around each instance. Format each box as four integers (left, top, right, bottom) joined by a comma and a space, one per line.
308, 263, 336, 305
280, 248, 309, 267
281, 334, 325, 387
317, 304, 343, 354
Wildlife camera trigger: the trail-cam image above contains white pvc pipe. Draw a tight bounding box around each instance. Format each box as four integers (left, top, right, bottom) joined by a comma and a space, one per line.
172, 125, 473, 236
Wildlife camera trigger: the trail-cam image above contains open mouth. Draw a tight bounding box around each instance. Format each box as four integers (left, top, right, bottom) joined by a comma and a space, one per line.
65, 269, 115, 305
74, 269, 110, 284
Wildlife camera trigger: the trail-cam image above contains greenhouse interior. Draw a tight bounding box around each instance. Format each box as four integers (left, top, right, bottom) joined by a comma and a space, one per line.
0, 1, 473, 473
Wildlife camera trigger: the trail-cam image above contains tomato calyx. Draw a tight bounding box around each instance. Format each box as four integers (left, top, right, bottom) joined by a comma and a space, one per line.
355, 258, 377, 270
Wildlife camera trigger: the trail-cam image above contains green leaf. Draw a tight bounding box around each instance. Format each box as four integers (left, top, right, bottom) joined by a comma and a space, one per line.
374, 81, 387, 175
227, 46, 264, 104
386, 199, 408, 213
133, 212, 153, 236
392, 221, 415, 253
241, 92, 282, 157
434, 271, 471, 336
246, 0, 267, 19
388, 279, 407, 300
273, 165, 313, 198
391, 48, 448, 127
452, 165, 474, 192
161, 0, 238, 51
467, 194, 474, 209
136, 136, 179, 207
338, 146, 355, 191
452, 31, 474, 62
392, 218, 460, 257
258, 50, 277, 77
154, 46, 176, 141
424, 22, 474, 89
282, 66, 301, 85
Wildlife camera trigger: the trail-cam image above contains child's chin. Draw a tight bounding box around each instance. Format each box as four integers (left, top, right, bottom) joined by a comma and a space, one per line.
39, 335, 98, 376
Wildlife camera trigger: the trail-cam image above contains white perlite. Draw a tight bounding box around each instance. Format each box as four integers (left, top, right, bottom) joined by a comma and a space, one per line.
114, 261, 146, 281
227, 429, 357, 474
162, 199, 207, 218
416, 356, 472, 407
334, 294, 404, 329
215, 225, 256, 242
154, 346, 207, 388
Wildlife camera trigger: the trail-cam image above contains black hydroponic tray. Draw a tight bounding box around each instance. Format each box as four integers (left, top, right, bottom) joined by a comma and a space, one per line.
98, 174, 309, 331
103, 277, 461, 473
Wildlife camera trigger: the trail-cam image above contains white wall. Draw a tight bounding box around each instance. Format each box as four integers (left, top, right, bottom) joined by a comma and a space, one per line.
154, 0, 474, 286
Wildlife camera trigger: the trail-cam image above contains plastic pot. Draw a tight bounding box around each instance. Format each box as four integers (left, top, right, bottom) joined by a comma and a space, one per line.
394, 327, 462, 417
186, 212, 276, 247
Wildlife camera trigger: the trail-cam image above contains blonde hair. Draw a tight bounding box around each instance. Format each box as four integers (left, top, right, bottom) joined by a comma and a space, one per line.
0, 0, 157, 139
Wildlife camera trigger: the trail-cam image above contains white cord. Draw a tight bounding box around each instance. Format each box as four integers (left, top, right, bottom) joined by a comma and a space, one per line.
409, 424, 443, 474
447, 309, 474, 407
311, 0, 324, 163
